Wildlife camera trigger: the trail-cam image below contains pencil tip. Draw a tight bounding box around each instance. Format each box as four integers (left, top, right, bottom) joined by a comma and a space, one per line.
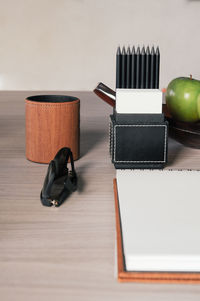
156, 46, 160, 54
136, 46, 140, 54
146, 46, 150, 53
132, 46, 135, 54
127, 46, 131, 54
141, 46, 145, 54
122, 46, 126, 55
151, 46, 155, 54
117, 46, 121, 55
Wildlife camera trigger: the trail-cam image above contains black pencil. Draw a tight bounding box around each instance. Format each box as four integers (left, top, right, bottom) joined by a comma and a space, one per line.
150, 46, 156, 88
145, 46, 150, 88
140, 46, 146, 89
131, 46, 136, 88
121, 46, 126, 88
136, 46, 141, 89
116, 46, 121, 89
155, 46, 160, 89
126, 46, 131, 88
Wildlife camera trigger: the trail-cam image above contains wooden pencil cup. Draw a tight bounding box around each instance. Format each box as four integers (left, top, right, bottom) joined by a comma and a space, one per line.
26, 95, 80, 163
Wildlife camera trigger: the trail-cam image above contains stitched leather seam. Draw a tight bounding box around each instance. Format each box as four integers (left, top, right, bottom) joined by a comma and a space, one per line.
109, 122, 113, 158
113, 124, 167, 163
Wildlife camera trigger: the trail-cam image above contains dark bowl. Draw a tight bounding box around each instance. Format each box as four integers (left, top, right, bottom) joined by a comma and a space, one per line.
163, 104, 200, 149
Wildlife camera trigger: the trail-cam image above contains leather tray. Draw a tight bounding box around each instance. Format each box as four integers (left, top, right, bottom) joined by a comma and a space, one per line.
113, 178, 200, 283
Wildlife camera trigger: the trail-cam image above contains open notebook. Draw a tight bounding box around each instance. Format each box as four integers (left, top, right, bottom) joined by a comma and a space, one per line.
116, 170, 200, 274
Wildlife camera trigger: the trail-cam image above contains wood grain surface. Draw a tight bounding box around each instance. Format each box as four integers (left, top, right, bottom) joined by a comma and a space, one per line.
1, 91, 200, 301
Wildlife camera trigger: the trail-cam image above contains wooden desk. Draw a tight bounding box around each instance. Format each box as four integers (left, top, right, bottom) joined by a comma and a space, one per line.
1, 91, 200, 301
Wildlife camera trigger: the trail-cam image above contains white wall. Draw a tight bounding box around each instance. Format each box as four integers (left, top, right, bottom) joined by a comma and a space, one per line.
0, 0, 199, 91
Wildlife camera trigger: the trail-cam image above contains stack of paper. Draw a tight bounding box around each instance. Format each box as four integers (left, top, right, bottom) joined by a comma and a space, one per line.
117, 169, 200, 272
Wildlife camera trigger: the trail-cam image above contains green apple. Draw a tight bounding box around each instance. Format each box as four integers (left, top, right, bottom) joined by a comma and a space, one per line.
166, 77, 200, 122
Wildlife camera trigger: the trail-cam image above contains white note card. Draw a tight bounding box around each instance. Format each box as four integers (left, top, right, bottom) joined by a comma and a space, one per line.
116, 89, 162, 114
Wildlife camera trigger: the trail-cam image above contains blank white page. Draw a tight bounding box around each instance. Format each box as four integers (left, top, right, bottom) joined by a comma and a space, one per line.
117, 169, 200, 272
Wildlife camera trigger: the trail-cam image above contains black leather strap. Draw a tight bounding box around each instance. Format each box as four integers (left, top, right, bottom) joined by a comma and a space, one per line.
40, 147, 77, 207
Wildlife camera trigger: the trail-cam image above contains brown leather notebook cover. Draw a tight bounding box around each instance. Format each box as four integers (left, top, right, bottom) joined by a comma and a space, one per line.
113, 178, 200, 284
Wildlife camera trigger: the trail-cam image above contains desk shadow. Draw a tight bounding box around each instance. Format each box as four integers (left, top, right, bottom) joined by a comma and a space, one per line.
52, 162, 92, 206
80, 129, 106, 158
76, 162, 93, 193
167, 138, 184, 166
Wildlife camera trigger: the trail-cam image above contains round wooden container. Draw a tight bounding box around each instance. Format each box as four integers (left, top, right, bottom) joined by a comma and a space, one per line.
26, 95, 80, 163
